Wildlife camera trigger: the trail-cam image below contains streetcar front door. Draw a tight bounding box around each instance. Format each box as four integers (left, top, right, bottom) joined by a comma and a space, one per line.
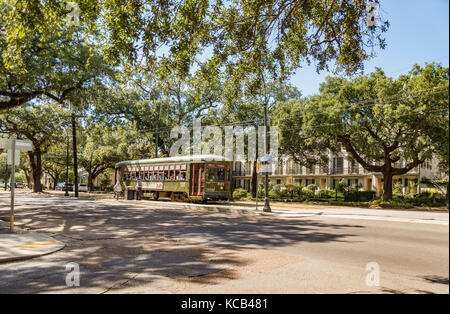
191, 164, 205, 196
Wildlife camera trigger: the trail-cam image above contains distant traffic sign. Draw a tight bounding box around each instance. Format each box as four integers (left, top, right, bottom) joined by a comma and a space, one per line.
1, 138, 32, 165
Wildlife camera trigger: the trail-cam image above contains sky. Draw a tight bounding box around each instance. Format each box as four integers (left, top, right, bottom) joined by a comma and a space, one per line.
290, 0, 450, 96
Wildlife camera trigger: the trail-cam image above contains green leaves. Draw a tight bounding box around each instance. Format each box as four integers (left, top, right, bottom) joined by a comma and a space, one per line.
277, 63, 449, 175
2, 0, 389, 93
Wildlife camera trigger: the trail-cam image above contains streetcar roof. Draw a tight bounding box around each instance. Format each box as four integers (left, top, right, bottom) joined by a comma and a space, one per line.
115, 155, 231, 167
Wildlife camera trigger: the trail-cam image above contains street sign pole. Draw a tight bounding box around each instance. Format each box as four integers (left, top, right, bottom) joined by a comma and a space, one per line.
255, 170, 259, 211
10, 139, 16, 232
1, 137, 33, 232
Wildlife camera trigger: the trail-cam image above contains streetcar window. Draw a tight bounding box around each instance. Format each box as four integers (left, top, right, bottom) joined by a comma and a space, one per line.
180, 172, 186, 180
206, 167, 227, 181
206, 168, 217, 181
218, 169, 225, 181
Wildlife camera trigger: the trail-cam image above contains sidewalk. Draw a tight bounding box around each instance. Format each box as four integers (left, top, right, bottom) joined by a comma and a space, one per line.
0, 220, 65, 263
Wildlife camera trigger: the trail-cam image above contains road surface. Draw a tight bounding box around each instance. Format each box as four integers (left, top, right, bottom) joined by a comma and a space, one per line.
0, 192, 448, 294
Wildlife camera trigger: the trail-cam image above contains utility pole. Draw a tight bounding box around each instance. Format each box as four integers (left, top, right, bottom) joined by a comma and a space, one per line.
4, 163, 7, 191
155, 131, 159, 158
65, 125, 70, 197
72, 108, 79, 197
154, 101, 162, 158
10, 139, 15, 231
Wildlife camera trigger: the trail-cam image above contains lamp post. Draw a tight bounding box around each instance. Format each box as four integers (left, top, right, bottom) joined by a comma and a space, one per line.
263, 102, 271, 213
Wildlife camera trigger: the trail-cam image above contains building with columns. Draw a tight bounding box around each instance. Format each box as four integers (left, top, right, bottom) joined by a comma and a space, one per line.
232, 150, 443, 196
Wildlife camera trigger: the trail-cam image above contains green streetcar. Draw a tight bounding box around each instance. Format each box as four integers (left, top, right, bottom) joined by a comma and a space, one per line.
115, 155, 232, 202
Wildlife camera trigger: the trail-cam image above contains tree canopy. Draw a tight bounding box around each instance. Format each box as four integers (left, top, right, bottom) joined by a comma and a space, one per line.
276, 63, 449, 201
2, 0, 388, 98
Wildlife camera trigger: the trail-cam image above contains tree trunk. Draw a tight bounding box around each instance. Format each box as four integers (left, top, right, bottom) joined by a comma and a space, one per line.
52, 171, 60, 190
88, 173, 94, 192
382, 171, 393, 201
28, 150, 43, 193
34, 151, 43, 192
251, 161, 257, 198
24, 170, 31, 189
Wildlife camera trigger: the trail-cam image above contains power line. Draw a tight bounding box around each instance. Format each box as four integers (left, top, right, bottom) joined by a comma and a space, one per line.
93, 85, 448, 137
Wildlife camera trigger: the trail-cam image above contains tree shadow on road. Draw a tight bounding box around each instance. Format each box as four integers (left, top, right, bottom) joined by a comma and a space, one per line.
0, 197, 364, 293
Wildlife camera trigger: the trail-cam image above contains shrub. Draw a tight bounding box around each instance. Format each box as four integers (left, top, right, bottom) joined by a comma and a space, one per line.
428, 189, 440, 200
393, 181, 404, 195
345, 190, 376, 202
285, 183, 293, 192
293, 184, 304, 197
284, 184, 294, 197
257, 189, 265, 198
272, 184, 283, 193
302, 188, 314, 200
408, 181, 417, 195
317, 189, 332, 199
306, 184, 318, 192
269, 184, 291, 198
336, 179, 348, 193
233, 188, 249, 200
350, 183, 363, 192
268, 182, 275, 192
409, 190, 447, 207
369, 199, 414, 209
278, 184, 293, 198
269, 189, 281, 199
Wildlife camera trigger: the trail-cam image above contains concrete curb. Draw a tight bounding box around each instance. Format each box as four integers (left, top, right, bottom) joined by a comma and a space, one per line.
0, 220, 65, 263
111, 200, 449, 225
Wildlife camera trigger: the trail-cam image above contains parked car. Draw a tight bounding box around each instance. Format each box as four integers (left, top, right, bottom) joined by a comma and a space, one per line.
15, 182, 26, 189
0, 182, 25, 190
56, 182, 74, 192
78, 184, 88, 192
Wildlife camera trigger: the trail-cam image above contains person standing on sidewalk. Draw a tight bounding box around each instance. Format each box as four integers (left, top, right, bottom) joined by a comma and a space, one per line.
114, 182, 122, 200
136, 180, 143, 200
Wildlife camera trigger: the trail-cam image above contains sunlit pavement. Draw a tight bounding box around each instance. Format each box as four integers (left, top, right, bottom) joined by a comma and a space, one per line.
0, 192, 448, 294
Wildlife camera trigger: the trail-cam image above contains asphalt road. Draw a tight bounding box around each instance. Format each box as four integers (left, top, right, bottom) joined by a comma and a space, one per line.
0, 192, 448, 294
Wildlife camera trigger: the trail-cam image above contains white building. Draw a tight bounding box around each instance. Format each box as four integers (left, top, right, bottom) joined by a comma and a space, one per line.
233, 150, 443, 196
